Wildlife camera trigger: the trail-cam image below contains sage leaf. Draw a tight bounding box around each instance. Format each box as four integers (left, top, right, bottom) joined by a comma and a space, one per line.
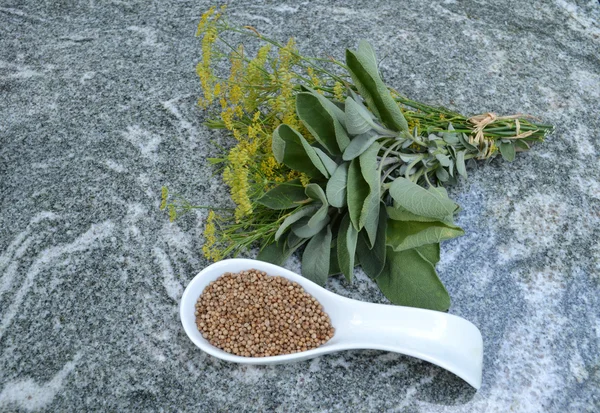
301, 85, 348, 132
272, 125, 328, 178
305, 184, 329, 228
356, 203, 387, 279
314, 147, 338, 176
436, 167, 450, 182
257, 237, 290, 266
326, 163, 348, 208
348, 90, 397, 136
292, 215, 331, 238
275, 205, 318, 241
443, 124, 459, 144
257, 234, 307, 266
346, 42, 408, 132
388, 177, 458, 219
347, 158, 370, 230
500, 141, 516, 162
458, 133, 478, 152
436, 153, 452, 167
359, 142, 381, 247
342, 130, 381, 161
305, 183, 327, 204
456, 150, 467, 178
357, 39, 379, 73
296, 92, 342, 155
286, 231, 307, 249
387, 205, 452, 224
329, 243, 341, 276
337, 213, 358, 282
415, 243, 440, 267
345, 96, 374, 135
302, 225, 332, 286
297, 89, 350, 152
428, 185, 450, 198
386, 220, 464, 251
515, 139, 530, 150
257, 179, 308, 210
376, 247, 450, 311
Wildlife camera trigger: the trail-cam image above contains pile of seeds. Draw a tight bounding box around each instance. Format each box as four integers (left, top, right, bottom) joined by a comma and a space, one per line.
195, 269, 335, 357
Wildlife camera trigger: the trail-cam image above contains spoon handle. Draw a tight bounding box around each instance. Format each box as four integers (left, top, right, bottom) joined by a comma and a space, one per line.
334, 298, 483, 388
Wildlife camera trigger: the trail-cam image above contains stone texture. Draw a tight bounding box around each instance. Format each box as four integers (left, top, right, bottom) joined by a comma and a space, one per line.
1, 0, 599, 411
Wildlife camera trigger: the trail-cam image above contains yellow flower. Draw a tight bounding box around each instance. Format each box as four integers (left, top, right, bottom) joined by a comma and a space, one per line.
221, 107, 235, 130
213, 82, 222, 99
259, 155, 279, 181
244, 44, 271, 112
333, 82, 345, 101
232, 128, 242, 141
203, 210, 217, 247
307, 67, 320, 88
160, 186, 168, 210
168, 205, 176, 222
196, 6, 216, 37
202, 210, 223, 262
299, 173, 311, 187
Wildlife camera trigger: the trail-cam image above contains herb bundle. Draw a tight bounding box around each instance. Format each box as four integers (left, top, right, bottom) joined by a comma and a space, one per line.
163, 7, 553, 311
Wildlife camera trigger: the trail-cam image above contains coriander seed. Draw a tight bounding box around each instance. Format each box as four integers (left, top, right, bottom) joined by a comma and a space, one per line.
195, 269, 335, 357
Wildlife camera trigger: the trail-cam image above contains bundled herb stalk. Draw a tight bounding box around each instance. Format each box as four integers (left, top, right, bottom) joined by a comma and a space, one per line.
163, 7, 553, 311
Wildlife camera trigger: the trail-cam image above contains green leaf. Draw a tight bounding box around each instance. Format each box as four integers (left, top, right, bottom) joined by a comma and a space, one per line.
415, 243, 440, 267
458, 132, 478, 152
436, 167, 449, 182
286, 232, 307, 249
326, 163, 348, 208
257, 237, 290, 266
292, 215, 331, 238
388, 178, 458, 219
436, 153, 452, 167
275, 205, 318, 241
347, 90, 396, 136
328, 243, 341, 275
386, 220, 464, 251
302, 225, 332, 286
257, 233, 307, 266
357, 203, 387, 279
387, 204, 453, 224
443, 124, 459, 144
342, 130, 381, 161
313, 147, 338, 176
376, 247, 450, 311
337, 213, 358, 282
300, 85, 348, 139
347, 158, 370, 230
257, 179, 308, 210
346, 42, 408, 132
344, 96, 374, 135
305, 183, 327, 204
359, 142, 381, 247
514, 139, 530, 150
272, 125, 328, 178
305, 184, 329, 228
357, 40, 379, 73
456, 151, 467, 178
296, 92, 342, 156
500, 141, 516, 162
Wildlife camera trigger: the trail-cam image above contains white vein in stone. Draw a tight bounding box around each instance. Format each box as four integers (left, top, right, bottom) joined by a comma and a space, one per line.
0, 221, 114, 340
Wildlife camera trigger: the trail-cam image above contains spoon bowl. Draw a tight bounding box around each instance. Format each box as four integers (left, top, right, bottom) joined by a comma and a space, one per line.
180, 258, 483, 389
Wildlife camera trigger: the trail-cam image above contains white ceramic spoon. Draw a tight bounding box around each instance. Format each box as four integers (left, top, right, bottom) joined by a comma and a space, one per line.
180, 258, 483, 389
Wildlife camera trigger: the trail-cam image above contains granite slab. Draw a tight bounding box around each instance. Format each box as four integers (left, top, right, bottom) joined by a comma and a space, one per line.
1, 0, 599, 411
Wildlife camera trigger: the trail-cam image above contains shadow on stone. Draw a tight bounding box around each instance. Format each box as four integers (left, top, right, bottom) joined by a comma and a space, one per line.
414, 365, 477, 405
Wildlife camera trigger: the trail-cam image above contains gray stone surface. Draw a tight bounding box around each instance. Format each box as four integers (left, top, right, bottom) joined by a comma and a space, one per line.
1, 0, 599, 411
